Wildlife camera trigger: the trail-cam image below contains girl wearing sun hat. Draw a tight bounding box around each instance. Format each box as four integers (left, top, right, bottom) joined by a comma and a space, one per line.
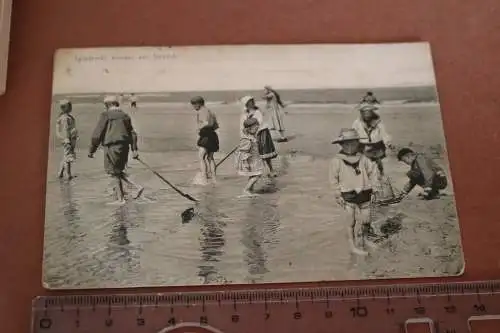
239, 95, 279, 177
351, 103, 393, 176
329, 128, 382, 255
235, 117, 265, 197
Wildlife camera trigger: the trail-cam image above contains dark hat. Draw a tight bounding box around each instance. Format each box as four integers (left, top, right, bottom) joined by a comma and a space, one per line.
243, 117, 259, 128
190, 96, 205, 105
397, 147, 414, 161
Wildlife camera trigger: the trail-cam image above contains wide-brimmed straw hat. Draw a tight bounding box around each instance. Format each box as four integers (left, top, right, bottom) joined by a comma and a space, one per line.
332, 128, 365, 144
357, 103, 379, 112
240, 95, 255, 106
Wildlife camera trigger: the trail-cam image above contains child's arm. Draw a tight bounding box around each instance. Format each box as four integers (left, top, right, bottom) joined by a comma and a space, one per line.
89, 112, 108, 155
415, 155, 437, 191
56, 116, 72, 142
124, 116, 139, 153
55, 118, 64, 141
197, 109, 210, 130
329, 158, 344, 205
378, 121, 393, 146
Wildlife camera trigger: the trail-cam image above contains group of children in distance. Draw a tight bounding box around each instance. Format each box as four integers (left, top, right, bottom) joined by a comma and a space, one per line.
55, 90, 449, 254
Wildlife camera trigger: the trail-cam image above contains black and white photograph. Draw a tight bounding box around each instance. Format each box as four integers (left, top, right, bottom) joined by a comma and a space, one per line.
43, 43, 464, 289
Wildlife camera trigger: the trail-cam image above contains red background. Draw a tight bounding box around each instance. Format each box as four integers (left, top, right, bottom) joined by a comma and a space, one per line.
1, 1, 500, 332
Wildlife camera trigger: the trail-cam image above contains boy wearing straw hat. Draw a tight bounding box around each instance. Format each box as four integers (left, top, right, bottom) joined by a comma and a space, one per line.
56, 99, 78, 180
88, 95, 144, 205
329, 128, 382, 255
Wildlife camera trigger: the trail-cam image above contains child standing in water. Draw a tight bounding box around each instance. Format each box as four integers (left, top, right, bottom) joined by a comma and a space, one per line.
329, 128, 381, 255
240, 95, 279, 177
56, 99, 78, 180
236, 117, 264, 197
191, 96, 220, 185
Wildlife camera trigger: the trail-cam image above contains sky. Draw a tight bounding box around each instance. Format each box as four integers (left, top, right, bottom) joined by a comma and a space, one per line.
52, 43, 437, 95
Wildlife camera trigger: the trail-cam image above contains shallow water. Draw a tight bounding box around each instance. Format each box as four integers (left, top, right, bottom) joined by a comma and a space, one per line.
43, 103, 463, 288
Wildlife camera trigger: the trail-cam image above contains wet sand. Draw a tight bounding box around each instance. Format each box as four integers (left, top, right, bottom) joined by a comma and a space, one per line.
42, 102, 464, 289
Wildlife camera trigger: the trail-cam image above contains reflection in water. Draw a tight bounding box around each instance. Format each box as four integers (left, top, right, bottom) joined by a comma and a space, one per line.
197, 188, 227, 284
241, 198, 281, 283
104, 205, 141, 274
60, 181, 80, 224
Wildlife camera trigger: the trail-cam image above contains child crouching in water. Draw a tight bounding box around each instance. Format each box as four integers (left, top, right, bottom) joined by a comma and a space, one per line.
236, 117, 264, 197
396, 147, 448, 200
329, 128, 381, 255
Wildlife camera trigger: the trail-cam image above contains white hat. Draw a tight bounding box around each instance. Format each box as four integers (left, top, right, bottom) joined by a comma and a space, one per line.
332, 128, 366, 144
240, 95, 255, 106
58, 99, 70, 106
103, 95, 118, 103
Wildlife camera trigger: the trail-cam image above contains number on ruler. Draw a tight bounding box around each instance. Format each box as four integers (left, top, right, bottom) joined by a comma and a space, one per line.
136, 317, 145, 326
325, 310, 333, 318
350, 306, 368, 318
39, 318, 52, 329
167, 317, 176, 326
474, 304, 486, 312
293, 311, 302, 319
386, 308, 395, 315
200, 316, 209, 325
105, 318, 113, 327
231, 314, 240, 323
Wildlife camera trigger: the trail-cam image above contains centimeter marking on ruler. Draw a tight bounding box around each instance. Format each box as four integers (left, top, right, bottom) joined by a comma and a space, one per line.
32, 280, 500, 333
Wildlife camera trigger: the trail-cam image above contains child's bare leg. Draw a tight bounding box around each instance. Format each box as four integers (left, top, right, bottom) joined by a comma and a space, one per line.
207, 153, 217, 182
108, 176, 126, 205
242, 175, 260, 195
346, 204, 368, 255
66, 162, 73, 179
264, 158, 276, 177
58, 160, 66, 178
121, 175, 144, 198
198, 147, 209, 181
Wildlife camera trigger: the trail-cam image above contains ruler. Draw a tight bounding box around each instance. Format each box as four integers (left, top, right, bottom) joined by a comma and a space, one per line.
32, 280, 500, 333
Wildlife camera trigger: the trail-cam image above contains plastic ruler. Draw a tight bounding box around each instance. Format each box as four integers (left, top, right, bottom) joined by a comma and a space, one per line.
32, 280, 500, 333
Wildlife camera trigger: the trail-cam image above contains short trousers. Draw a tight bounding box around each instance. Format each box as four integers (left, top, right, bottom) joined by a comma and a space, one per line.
104, 143, 129, 176
341, 189, 373, 205
197, 128, 219, 153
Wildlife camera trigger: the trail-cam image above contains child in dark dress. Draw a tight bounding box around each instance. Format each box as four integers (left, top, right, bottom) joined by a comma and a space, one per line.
397, 147, 448, 200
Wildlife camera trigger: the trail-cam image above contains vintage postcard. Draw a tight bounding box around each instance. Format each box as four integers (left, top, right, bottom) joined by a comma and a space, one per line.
43, 43, 464, 289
